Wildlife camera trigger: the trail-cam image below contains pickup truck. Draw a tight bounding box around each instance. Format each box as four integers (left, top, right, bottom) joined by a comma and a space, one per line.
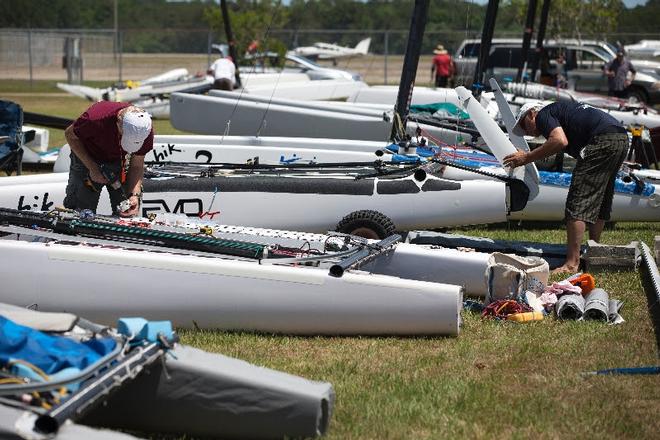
453, 38, 660, 104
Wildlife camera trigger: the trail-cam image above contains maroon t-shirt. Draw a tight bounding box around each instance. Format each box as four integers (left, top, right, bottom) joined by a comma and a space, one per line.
72, 101, 154, 163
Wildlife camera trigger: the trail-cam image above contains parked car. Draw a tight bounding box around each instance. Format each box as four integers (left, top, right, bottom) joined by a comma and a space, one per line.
454, 38, 660, 104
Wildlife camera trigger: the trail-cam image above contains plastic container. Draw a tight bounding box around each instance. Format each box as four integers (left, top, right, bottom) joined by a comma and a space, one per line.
507, 311, 544, 322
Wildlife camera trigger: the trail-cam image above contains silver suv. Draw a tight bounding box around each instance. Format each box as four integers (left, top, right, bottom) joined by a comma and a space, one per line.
454, 39, 660, 104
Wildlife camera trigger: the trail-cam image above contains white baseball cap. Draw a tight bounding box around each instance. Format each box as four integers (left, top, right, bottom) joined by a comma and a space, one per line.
512, 102, 545, 137
121, 110, 152, 153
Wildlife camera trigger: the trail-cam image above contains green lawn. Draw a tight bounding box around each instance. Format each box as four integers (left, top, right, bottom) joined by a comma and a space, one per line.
2, 80, 659, 439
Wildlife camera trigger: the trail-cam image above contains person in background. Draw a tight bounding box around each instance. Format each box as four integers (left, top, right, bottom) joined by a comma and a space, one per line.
208, 48, 236, 91
555, 52, 568, 89
64, 102, 153, 217
431, 44, 454, 88
503, 101, 629, 274
604, 49, 636, 99
538, 47, 554, 86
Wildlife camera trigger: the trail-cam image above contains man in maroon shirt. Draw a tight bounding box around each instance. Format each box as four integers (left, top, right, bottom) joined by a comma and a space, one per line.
430, 44, 455, 88
63, 102, 154, 217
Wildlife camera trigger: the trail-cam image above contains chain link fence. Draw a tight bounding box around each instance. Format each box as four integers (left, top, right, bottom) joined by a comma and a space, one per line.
2, 28, 659, 86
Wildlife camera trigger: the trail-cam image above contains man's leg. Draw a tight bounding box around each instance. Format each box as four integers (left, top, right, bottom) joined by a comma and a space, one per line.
554, 218, 585, 273
63, 153, 101, 212
588, 219, 606, 242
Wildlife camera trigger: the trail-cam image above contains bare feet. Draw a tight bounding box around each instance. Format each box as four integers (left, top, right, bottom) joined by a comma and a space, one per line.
551, 264, 579, 275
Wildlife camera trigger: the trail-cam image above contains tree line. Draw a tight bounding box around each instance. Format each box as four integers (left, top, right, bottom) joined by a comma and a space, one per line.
1, 0, 657, 55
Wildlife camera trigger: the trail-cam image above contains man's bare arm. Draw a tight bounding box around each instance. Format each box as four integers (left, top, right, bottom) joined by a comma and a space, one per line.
503, 127, 568, 168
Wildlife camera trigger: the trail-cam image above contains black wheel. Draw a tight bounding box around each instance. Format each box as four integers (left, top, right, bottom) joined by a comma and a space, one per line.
335, 210, 396, 240
626, 87, 648, 104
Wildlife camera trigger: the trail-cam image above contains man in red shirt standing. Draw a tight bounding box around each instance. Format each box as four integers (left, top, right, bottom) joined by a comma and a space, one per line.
431, 44, 455, 88
63, 102, 154, 217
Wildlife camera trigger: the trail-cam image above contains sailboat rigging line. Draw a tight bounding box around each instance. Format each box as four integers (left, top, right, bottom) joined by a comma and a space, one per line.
354, 162, 426, 180
219, 1, 282, 145
259, 246, 364, 267
0, 208, 268, 259
428, 158, 514, 183
146, 160, 390, 171
255, 3, 285, 138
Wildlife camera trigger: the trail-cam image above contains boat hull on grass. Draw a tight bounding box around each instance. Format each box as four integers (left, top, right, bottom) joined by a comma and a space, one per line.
432, 148, 660, 222
0, 239, 463, 335
53, 137, 389, 173
169, 91, 466, 143
82, 345, 334, 439
0, 170, 509, 232
0, 302, 333, 439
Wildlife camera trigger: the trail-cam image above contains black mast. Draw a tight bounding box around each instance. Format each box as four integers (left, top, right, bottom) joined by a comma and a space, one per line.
473, 0, 499, 93
220, 0, 242, 88
390, 0, 430, 141
516, 0, 538, 82
530, 0, 551, 81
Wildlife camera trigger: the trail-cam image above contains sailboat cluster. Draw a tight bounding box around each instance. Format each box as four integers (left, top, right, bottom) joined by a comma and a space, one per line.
2, 1, 660, 439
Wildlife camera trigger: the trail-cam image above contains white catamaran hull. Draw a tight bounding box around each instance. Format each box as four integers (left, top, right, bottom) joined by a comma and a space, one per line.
508, 183, 660, 221
0, 171, 508, 231
0, 240, 462, 335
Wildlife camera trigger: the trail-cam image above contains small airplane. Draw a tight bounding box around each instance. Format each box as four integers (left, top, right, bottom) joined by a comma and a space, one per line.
292, 38, 371, 64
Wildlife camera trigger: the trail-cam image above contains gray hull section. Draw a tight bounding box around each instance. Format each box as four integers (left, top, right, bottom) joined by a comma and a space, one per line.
82, 345, 334, 439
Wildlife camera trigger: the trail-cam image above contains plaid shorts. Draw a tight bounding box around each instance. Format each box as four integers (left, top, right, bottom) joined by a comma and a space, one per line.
565, 132, 628, 223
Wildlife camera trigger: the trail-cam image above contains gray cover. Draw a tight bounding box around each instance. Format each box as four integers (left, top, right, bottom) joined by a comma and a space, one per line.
0, 303, 77, 332
583, 288, 609, 321
82, 345, 334, 439
555, 294, 585, 320
405, 230, 579, 270
0, 405, 143, 440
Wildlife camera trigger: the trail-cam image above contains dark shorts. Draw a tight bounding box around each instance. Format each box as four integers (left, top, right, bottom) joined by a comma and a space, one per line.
435, 76, 449, 88
213, 78, 234, 91
63, 152, 127, 215
565, 133, 629, 223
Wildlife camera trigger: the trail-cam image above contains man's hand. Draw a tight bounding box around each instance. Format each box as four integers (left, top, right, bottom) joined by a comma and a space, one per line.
118, 195, 140, 217
88, 167, 109, 184
503, 150, 528, 169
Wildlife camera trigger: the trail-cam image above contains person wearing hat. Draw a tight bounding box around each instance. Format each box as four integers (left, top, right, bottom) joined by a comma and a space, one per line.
431, 44, 455, 88
503, 101, 629, 274
63, 102, 154, 217
604, 49, 636, 99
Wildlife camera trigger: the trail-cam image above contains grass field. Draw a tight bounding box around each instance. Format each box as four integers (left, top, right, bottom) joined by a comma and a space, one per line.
1, 81, 659, 439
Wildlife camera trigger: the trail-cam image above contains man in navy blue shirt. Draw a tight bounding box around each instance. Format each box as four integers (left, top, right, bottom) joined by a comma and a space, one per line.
503, 101, 628, 273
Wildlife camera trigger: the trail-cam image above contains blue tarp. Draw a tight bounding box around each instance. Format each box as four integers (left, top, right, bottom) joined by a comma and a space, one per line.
0, 315, 115, 378
412, 146, 657, 197
0, 100, 22, 160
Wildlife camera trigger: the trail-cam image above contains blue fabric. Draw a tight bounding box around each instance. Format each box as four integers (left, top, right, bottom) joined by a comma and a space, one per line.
0, 315, 115, 377
117, 317, 174, 343
538, 170, 655, 196
0, 100, 22, 160
438, 150, 656, 196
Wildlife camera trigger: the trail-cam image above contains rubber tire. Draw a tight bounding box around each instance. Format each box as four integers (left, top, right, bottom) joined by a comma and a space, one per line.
335, 210, 397, 240
625, 87, 648, 104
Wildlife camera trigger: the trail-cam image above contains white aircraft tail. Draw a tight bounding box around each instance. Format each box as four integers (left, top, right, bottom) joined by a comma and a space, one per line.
354, 38, 371, 55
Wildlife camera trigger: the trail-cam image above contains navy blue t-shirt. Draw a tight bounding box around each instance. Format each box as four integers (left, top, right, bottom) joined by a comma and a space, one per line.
535, 101, 626, 159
